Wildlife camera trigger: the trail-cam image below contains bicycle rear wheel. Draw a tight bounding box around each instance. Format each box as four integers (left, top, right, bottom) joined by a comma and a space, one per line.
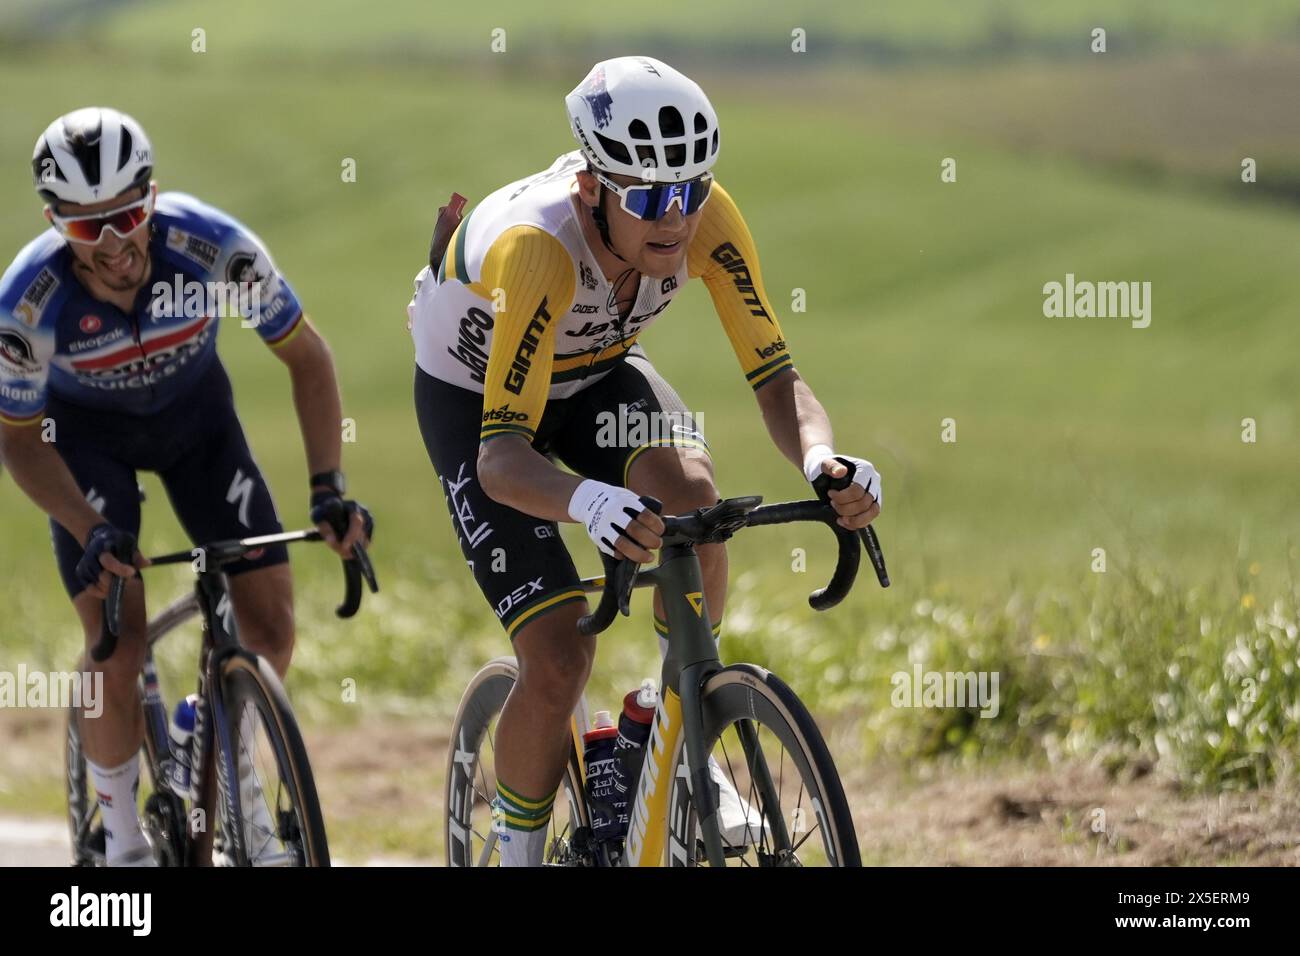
218, 652, 329, 866
445, 656, 589, 866
66, 699, 107, 866
666, 664, 861, 867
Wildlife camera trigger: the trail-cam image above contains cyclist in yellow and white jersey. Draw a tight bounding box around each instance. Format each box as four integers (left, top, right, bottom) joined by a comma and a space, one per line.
409, 56, 882, 865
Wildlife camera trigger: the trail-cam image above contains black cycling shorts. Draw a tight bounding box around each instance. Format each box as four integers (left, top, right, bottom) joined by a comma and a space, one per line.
46, 359, 288, 599
414, 348, 708, 640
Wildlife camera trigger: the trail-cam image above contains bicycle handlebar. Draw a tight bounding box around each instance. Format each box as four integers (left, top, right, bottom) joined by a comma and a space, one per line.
94, 530, 378, 661
744, 499, 863, 610
576, 484, 888, 637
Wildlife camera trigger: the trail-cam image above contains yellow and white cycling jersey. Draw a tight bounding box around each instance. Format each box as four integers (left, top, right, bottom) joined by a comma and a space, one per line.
407, 150, 794, 443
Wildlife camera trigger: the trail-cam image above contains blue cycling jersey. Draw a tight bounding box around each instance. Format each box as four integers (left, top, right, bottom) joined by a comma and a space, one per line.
0, 192, 303, 422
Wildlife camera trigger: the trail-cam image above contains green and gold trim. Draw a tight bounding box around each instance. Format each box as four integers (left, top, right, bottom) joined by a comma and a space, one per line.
622, 436, 710, 486
438, 205, 476, 284
480, 421, 536, 443
493, 781, 556, 832
746, 353, 794, 390
502, 587, 587, 640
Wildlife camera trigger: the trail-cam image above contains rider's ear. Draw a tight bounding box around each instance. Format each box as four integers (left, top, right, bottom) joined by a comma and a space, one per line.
43, 205, 54, 224
574, 169, 600, 206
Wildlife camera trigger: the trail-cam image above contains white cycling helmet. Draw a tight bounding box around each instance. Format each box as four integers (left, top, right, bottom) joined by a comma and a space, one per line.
566, 56, 719, 183
32, 107, 153, 205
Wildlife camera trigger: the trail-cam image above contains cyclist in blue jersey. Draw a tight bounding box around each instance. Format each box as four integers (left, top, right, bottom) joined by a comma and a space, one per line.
0, 107, 372, 865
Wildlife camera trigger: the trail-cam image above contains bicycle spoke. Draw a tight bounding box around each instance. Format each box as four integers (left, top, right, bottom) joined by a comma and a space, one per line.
717, 732, 741, 852
745, 726, 768, 858
789, 819, 822, 855
733, 721, 770, 859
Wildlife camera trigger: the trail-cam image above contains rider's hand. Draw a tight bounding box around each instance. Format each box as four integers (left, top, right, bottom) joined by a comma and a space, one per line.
805, 448, 882, 531
77, 523, 146, 599
568, 479, 664, 564
310, 490, 374, 559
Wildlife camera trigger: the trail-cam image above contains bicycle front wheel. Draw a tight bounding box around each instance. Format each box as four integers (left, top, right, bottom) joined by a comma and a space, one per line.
218, 652, 329, 866
666, 664, 861, 867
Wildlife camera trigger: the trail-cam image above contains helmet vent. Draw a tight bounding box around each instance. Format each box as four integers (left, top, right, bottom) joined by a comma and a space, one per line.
636, 144, 657, 167
63, 114, 103, 186
693, 138, 707, 164
694, 112, 707, 134
118, 127, 134, 172
628, 119, 651, 141
658, 106, 684, 138
595, 131, 632, 166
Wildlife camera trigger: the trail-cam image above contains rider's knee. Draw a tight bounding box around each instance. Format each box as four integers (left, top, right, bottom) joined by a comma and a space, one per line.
629, 448, 718, 513
514, 612, 595, 716
238, 596, 295, 658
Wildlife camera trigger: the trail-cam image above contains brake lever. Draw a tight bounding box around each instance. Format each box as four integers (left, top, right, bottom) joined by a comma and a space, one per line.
613, 551, 638, 617
93, 533, 138, 662
615, 495, 661, 615
350, 541, 379, 593
812, 458, 890, 588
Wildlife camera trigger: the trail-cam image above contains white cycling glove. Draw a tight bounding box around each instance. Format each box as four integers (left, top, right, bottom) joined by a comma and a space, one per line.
802, 444, 883, 506
568, 479, 653, 557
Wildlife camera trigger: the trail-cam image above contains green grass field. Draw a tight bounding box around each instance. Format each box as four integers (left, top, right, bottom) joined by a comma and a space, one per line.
1, 2, 1297, 829
9, 0, 1300, 61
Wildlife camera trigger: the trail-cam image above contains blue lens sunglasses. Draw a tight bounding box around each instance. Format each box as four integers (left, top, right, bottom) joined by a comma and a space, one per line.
591, 169, 714, 221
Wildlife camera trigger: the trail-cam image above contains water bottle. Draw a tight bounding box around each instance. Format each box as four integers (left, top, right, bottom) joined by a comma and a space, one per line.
166, 694, 198, 798
583, 711, 620, 843
612, 681, 658, 830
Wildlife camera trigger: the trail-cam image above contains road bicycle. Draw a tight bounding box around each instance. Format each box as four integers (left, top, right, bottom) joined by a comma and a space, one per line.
66, 529, 377, 866
446, 473, 888, 867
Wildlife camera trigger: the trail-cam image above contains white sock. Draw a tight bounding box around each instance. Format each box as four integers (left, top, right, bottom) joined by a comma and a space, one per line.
498, 822, 551, 867
87, 755, 151, 865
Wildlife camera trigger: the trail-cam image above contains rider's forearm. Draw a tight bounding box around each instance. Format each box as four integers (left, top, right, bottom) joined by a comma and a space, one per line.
0, 423, 106, 546
279, 322, 344, 481
477, 436, 583, 522
755, 369, 835, 472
